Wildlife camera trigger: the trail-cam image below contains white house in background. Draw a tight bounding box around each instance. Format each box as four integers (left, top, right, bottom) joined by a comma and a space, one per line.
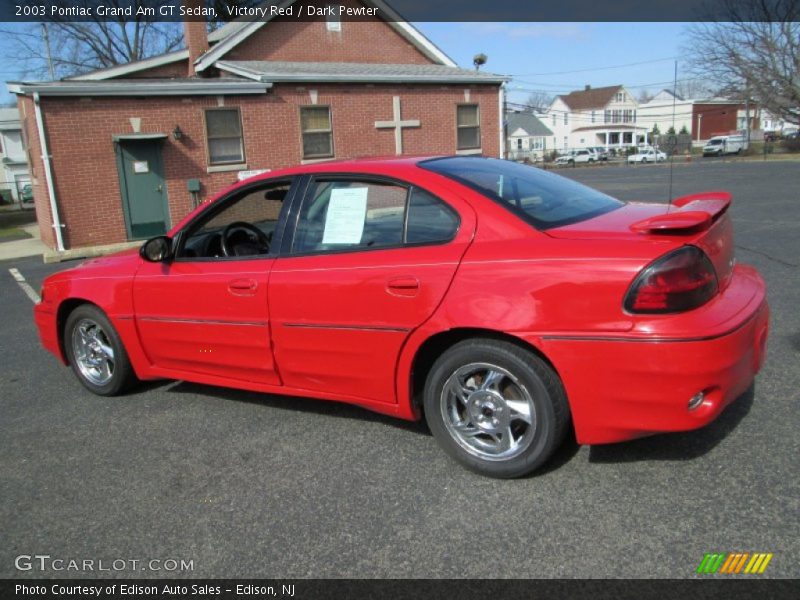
506, 111, 553, 161
637, 89, 694, 139
547, 85, 649, 152
0, 108, 30, 202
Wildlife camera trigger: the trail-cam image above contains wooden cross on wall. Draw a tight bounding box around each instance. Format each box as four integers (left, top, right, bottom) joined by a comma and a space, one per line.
375, 96, 420, 155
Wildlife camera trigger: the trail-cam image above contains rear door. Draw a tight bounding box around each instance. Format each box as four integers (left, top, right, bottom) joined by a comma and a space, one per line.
268, 174, 475, 406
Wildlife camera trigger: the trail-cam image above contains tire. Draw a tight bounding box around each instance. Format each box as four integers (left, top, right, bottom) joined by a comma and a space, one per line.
642, 157, 648, 164
423, 339, 570, 478
64, 304, 138, 396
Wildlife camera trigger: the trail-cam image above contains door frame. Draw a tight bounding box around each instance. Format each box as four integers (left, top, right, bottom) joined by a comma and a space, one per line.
114, 138, 171, 241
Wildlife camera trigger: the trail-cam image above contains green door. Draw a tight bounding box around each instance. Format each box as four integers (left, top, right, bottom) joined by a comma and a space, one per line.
117, 140, 169, 239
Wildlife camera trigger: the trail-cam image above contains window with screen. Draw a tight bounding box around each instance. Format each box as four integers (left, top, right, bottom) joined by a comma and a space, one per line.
205, 109, 245, 165
456, 104, 480, 150
300, 106, 333, 159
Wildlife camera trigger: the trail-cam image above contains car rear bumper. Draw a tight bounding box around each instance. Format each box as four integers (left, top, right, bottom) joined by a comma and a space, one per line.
533, 266, 769, 445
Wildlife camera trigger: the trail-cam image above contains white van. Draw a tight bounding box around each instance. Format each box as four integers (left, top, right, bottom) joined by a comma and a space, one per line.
703, 135, 747, 157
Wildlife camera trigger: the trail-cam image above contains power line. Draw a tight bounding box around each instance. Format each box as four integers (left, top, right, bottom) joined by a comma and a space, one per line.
512, 56, 679, 77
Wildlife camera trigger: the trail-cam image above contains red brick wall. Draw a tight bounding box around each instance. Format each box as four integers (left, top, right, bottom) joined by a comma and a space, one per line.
692, 104, 741, 140
227, 4, 432, 64
125, 59, 189, 79
16, 95, 57, 249
32, 84, 499, 249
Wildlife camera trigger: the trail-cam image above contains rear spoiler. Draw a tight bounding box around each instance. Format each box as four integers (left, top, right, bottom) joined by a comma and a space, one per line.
630, 191, 732, 234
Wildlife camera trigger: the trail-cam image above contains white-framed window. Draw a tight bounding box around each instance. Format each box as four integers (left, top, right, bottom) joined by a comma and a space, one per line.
456, 104, 481, 150
563, 113, 568, 125
300, 105, 334, 159
563, 136, 568, 149
552, 114, 556, 126
591, 111, 595, 123
615, 91, 625, 102
205, 108, 245, 165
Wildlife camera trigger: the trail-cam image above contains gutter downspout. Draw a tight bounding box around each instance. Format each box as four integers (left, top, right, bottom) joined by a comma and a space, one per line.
32, 92, 65, 252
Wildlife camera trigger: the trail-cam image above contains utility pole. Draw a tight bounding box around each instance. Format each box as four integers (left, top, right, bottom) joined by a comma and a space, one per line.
41, 23, 55, 80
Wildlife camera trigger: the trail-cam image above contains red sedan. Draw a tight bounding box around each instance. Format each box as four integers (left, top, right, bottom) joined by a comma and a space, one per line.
34, 157, 768, 478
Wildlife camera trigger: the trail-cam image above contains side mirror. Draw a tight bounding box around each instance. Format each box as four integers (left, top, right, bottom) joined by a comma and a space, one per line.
140, 236, 172, 262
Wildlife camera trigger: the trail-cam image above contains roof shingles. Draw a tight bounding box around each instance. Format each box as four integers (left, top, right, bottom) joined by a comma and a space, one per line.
558, 85, 622, 110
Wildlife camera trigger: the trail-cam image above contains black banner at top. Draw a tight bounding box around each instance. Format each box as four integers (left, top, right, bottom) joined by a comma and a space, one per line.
2, 0, 799, 22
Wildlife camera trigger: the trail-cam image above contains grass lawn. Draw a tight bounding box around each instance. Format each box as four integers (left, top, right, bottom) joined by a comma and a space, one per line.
0, 226, 32, 241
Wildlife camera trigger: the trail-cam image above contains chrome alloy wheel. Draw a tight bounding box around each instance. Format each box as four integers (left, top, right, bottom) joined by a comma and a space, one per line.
440, 363, 537, 461
71, 318, 115, 386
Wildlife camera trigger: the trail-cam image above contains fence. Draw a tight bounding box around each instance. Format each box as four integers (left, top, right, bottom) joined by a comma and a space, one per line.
0, 179, 33, 211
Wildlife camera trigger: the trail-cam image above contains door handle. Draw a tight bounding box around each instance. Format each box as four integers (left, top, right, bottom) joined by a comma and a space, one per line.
228, 278, 258, 295
387, 276, 419, 297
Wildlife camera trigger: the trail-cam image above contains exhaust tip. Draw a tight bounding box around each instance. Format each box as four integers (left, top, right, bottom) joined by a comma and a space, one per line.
688, 391, 706, 411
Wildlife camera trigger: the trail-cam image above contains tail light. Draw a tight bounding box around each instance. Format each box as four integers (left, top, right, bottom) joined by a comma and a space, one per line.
624, 246, 719, 314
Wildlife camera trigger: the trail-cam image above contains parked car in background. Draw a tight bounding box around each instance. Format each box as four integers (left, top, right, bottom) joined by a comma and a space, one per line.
703, 135, 747, 157
34, 156, 769, 478
590, 147, 609, 161
627, 147, 667, 164
555, 149, 595, 165
20, 184, 33, 204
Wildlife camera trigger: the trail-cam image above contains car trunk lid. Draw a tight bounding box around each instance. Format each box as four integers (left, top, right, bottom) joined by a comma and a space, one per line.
546, 191, 736, 289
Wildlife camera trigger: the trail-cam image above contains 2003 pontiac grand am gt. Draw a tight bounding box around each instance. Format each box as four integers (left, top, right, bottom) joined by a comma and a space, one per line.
34, 157, 769, 478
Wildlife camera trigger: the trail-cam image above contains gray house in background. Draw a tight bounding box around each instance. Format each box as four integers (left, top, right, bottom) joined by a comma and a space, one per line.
506, 111, 553, 162
0, 108, 30, 204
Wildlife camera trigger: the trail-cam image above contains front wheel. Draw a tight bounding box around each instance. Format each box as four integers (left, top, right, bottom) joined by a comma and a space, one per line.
64, 304, 138, 396
424, 339, 570, 478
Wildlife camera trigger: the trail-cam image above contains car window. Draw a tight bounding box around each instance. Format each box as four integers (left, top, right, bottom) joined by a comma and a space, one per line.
178, 181, 291, 259
421, 156, 623, 230
406, 188, 459, 244
291, 179, 458, 254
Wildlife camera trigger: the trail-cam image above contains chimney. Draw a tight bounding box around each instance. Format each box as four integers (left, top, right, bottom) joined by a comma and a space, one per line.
183, 0, 209, 77
585, 85, 591, 91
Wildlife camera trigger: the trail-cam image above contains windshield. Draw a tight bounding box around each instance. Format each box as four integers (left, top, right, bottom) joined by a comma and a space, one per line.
708, 139, 723, 145
420, 157, 623, 229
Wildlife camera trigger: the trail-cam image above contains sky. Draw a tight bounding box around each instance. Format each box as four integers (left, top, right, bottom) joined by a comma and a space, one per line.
0, 21, 690, 106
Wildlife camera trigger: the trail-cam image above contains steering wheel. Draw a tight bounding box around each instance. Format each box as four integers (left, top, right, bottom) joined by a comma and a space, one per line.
220, 221, 270, 257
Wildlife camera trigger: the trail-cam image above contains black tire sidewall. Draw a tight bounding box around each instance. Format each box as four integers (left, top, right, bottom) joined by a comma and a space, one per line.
64, 305, 132, 396
423, 341, 566, 478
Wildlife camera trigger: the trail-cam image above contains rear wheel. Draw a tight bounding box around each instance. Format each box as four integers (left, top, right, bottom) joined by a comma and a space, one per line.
424, 339, 570, 478
64, 304, 137, 396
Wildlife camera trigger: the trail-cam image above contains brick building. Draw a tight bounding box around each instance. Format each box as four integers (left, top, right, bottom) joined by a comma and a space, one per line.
9, 0, 506, 253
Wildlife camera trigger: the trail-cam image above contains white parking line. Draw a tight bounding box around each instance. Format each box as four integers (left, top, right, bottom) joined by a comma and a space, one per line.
8, 268, 41, 304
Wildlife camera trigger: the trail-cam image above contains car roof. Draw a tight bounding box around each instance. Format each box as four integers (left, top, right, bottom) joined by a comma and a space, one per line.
245, 155, 443, 183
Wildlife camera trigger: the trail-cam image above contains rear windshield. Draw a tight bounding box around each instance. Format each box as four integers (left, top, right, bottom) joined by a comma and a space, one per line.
420, 156, 623, 230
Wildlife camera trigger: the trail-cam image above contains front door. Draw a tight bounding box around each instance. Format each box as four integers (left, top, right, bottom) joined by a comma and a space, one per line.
117, 140, 169, 239
133, 178, 295, 385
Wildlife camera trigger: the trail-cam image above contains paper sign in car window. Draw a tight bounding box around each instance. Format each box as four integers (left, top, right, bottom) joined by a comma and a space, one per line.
322, 187, 368, 244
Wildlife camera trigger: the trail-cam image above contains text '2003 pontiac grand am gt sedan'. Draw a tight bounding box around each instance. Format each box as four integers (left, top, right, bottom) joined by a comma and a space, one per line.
34, 156, 769, 478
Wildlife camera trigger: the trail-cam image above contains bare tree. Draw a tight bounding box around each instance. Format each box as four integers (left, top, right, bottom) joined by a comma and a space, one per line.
674, 78, 711, 101
1, 1, 184, 80
637, 89, 654, 103
525, 91, 554, 111
684, 0, 800, 125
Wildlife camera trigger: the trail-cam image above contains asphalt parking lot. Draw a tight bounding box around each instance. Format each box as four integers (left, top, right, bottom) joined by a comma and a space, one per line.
1, 159, 798, 579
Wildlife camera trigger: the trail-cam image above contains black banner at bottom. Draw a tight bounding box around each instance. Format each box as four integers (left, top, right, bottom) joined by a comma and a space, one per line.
2, 579, 799, 600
